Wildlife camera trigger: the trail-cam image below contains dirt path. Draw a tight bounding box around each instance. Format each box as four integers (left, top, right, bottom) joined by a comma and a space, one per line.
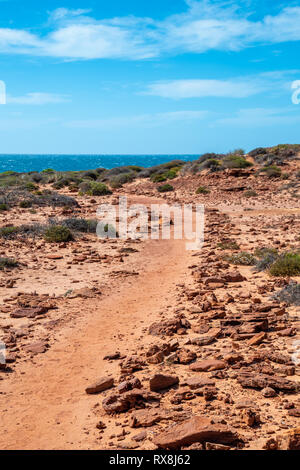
0, 232, 191, 449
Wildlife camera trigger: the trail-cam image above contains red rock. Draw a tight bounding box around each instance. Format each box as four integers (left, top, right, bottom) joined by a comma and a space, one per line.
184, 377, 215, 390
150, 374, 179, 392
130, 409, 172, 428
23, 341, 48, 354
247, 332, 266, 346
10, 307, 48, 318
278, 328, 297, 337
288, 409, 300, 418
118, 377, 141, 394
132, 431, 147, 442
261, 387, 277, 398
103, 352, 121, 360
176, 348, 197, 364
237, 373, 298, 393
46, 254, 63, 260
189, 359, 226, 372
224, 272, 245, 282
153, 416, 240, 449
103, 388, 160, 414
85, 377, 114, 394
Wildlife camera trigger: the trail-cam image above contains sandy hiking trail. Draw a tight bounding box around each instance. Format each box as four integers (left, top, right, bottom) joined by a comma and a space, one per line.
0, 222, 192, 450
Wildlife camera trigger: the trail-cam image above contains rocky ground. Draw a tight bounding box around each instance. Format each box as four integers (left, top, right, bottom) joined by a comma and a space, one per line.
0, 156, 300, 450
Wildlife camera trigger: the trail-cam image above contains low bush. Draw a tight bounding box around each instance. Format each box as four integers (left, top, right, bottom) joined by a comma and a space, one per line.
225, 252, 257, 266
244, 190, 258, 198
110, 173, 135, 188
254, 247, 279, 272
83, 182, 112, 196
0, 203, 9, 211
0, 257, 18, 270
44, 225, 73, 243
222, 154, 252, 169
0, 226, 19, 238
272, 282, 300, 306
41, 168, 55, 174
199, 158, 221, 171
19, 200, 32, 208
217, 240, 240, 250
260, 165, 282, 178
59, 218, 98, 233
196, 186, 210, 194
269, 252, 300, 277
254, 247, 278, 258
157, 184, 174, 193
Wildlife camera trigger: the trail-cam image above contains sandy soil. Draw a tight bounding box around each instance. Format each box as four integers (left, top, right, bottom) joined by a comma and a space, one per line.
0, 170, 299, 451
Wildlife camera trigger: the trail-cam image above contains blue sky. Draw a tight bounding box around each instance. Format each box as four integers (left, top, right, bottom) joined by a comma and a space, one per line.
0, 0, 300, 154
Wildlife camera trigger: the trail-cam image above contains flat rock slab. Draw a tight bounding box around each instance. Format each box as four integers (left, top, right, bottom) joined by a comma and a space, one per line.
189, 359, 226, 372
10, 307, 48, 319
86, 377, 114, 395
23, 341, 48, 355
153, 416, 240, 449
150, 374, 179, 392
183, 377, 215, 390
238, 373, 299, 393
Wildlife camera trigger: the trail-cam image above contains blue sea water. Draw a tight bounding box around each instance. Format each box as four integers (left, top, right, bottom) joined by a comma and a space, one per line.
0, 154, 199, 173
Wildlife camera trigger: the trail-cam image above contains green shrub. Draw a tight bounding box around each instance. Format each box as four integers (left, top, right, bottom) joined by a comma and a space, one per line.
24, 182, 38, 192
157, 184, 174, 193
244, 190, 258, 198
19, 200, 32, 208
85, 182, 112, 196
254, 247, 278, 258
196, 186, 210, 195
269, 252, 300, 277
0, 176, 19, 187
272, 282, 300, 306
222, 154, 252, 169
0, 257, 18, 270
0, 203, 9, 211
41, 168, 55, 174
225, 252, 256, 266
151, 173, 168, 183
261, 165, 282, 178
0, 226, 19, 238
110, 173, 135, 188
254, 247, 279, 272
199, 159, 221, 171
217, 240, 240, 250
44, 225, 73, 243
59, 218, 98, 233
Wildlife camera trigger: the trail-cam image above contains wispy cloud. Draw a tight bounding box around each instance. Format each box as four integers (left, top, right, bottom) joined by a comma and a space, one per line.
1, 2, 300, 60
143, 70, 300, 99
215, 106, 300, 127
65, 110, 208, 129
144, 79, 263, 99
7, 92, 70, 105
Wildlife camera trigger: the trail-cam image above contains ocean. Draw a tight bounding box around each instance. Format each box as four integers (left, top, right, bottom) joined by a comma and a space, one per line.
0, 154, 199, 173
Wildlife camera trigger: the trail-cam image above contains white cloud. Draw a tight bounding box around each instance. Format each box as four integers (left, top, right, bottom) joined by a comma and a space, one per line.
144, 79, 263, 99
1, 2, 300, 60
65, 110, 208, 129
215, 107, 300, 127
7, 92, 70, 105
144, 70, 300, 99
